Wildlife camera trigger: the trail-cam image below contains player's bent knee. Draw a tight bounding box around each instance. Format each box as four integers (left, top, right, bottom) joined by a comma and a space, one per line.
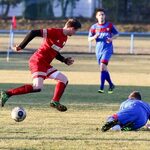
100, 64, 107, 71
61, 75, 68, 85
51, 71, 68, 85
33, 85, 43, 92
32, 77, 44, 91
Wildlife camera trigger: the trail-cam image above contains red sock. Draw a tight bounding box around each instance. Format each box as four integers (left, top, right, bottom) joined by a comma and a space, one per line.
7, 84, 34, 96
52, 82, 67, 102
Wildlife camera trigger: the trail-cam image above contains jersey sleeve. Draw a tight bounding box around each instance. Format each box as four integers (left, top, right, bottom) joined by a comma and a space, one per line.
41, 29, 47, 38
88, 25, 95, 37
41, 28, 55, 39
111, 25, 119, 36
119, 102, 124, 110
119, 101, 127, 111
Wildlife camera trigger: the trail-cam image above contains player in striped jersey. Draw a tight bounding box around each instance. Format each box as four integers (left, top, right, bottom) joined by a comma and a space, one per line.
88, 8, 119, 94
0, 18, 81, 111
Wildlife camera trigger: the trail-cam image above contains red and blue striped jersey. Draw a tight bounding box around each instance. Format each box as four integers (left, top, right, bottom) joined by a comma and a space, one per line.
88, 22, 118, 53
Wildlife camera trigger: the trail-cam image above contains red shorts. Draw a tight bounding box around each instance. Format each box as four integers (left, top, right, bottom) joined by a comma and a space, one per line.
29, 56, 57, 79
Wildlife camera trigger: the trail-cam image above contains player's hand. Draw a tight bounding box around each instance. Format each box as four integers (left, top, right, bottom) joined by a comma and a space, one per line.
64, 57, 74, 65
12, 45, 22, 51
106, 37, 112, 43
94, 33, 99, 39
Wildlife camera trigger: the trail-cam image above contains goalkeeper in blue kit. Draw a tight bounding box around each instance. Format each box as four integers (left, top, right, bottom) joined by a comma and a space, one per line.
88, 8, 119, 94
101, 91, 150, 132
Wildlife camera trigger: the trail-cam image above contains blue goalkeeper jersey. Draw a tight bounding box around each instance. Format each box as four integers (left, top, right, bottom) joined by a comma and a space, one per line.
88, 22, 118, 62
117, 99, 150, 130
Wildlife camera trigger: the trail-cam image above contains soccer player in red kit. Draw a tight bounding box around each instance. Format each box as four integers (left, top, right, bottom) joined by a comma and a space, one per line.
0, 18, 81, 112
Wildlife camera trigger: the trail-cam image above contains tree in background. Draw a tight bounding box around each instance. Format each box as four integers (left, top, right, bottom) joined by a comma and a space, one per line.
1, 0, 149, 23
47, 0, 55, 19
23, 0, 80, 19
55, 0, 79, 18
129, 0, 150, 23
102, 0, 150, 23
0, 0, 22, 18
24, 0, 55, 19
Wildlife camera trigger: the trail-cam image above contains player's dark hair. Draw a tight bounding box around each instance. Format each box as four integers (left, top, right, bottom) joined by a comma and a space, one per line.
128, 91, 142, 100
65, 18, 81, 29
95, 8, 105, 16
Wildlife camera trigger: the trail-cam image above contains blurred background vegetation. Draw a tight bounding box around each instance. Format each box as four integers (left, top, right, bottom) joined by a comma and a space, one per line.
0, 0, 150, 31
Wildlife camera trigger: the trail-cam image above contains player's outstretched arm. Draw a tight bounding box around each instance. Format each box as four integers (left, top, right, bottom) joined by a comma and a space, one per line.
12, 30, 42, 51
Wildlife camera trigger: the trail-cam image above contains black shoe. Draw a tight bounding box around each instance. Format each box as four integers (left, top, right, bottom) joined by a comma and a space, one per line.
101, 120, 118, 132
98, 89, 104, 93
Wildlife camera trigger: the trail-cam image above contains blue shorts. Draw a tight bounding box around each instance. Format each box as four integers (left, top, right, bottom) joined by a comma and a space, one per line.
96, 51, 112, 65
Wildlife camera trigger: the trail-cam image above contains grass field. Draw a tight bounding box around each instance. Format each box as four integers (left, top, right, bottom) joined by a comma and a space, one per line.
1, 53, 150, 150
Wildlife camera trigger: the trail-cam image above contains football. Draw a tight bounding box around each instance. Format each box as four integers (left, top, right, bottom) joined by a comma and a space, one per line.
11, 106, 26, 122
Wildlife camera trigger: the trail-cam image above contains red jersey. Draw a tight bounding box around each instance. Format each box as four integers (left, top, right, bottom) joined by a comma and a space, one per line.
29, 28, 68, 76
30, 28, 68, 65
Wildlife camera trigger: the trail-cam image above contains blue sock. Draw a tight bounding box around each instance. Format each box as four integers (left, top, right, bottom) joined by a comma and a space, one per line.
105, 71, 113, 87
100, 71, 106, 90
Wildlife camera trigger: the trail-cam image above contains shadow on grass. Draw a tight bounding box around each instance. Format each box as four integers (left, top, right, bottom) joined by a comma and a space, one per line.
1, 83, 150, 106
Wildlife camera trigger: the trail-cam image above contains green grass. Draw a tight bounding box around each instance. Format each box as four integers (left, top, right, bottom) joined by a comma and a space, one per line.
1, 53, 150, 150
